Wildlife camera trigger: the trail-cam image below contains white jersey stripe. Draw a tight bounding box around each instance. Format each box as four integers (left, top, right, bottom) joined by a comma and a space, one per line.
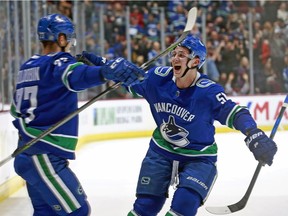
32, 155, 81, 213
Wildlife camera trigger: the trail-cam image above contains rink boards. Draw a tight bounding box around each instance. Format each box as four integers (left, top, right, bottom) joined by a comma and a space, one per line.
0, 94, 287, 202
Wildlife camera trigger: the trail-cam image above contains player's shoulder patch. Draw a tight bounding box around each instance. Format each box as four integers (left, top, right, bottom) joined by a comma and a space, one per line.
153, 66, 173, 77
196, 78, 215, 88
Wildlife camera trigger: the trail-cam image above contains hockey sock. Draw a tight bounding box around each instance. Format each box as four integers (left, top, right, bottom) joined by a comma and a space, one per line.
133, 195, 166, 216
170, 187, 201, 216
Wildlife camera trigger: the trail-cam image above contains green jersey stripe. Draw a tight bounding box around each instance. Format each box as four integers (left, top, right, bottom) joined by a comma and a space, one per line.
226, 105, 246, 129
152, 129, 218, 157
18, 118, 77, 151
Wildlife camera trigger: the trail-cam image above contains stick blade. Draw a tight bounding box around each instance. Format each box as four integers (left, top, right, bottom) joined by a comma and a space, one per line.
206, 200, 246, 215
205, 206, 232, 215
183, 7, 197, 32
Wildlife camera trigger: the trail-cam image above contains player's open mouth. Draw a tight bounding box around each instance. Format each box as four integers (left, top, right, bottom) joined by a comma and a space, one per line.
174, 66, 181, 71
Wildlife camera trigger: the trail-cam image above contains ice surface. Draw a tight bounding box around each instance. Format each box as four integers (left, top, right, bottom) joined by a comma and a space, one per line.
0, 131, 287, 216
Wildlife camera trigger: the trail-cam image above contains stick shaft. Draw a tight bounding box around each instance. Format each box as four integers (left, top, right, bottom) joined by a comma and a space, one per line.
230, 95, 288, 211
0, 7, 198, 167
206, 95, 288, 215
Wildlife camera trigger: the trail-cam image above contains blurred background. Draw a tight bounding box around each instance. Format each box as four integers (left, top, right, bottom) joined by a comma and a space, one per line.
0, 0, 288, 109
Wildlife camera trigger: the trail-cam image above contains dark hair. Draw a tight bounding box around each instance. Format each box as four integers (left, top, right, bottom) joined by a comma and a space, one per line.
56, 1, 73, 6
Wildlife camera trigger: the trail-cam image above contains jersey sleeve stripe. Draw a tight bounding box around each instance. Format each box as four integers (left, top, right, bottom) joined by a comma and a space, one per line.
226, 105, 246, 129
127, 86, 143, 98
62, 62, 84, 92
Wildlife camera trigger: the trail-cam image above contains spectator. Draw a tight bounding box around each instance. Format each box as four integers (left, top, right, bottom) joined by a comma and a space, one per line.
270, 24, 286, 83
205, 40, 224, 82
129, 15, 144, 38
262, 20, 274, 39
135, 55, 145, 66
130, 4, 145, 28
168, 2, 188, 35
131, 34, 151, 63
260, 35, 271, 65
57, 0, 73, 19
218, 39, 239, 86
265, 58, 283, 93
144, 13, 160, 42
277, 2, 288, 23
147, 41, 162, 67
105, 1, 126, 37
225, 56, 250, 95
262, 0, 280, 23
283, 54, 288, 91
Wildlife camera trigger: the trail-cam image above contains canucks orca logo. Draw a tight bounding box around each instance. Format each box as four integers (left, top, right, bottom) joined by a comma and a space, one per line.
160, 115, 189, 147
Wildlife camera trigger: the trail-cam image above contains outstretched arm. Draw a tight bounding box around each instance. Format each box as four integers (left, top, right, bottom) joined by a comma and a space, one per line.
76, 51, 146, 86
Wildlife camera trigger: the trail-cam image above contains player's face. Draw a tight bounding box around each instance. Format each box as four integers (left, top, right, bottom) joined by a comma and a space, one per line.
170, 46, 191, 78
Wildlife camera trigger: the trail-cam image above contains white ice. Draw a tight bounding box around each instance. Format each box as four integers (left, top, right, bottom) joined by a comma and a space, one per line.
0, 131, 287, 216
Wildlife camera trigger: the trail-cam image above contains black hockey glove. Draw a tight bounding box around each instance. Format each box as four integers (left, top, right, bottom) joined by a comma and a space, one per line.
75, 51, 107, 66
245, 128, 277, 166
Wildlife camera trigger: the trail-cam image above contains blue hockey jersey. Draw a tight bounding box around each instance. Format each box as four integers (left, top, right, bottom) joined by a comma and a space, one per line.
11, 52, 105, 159
129, 66, 247, 163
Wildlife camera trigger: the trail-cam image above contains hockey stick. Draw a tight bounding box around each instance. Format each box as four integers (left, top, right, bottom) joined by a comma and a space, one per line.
0, 7, 198, 168
205, 94, 288, 215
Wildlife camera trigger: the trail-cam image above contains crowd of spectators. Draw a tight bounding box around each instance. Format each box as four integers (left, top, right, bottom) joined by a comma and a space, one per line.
73, 0, 288, 98
1, 1, 288, 104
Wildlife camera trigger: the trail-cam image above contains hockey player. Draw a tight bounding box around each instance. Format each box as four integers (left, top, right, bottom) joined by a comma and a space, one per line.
123, 35, 277, 216
10, 14, 145, 216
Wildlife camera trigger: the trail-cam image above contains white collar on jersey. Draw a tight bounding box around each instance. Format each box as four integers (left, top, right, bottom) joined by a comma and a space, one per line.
172, 72, 201, 87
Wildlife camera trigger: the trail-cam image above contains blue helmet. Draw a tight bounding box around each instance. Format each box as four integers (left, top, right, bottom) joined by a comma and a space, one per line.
178, 34, 206, 69
37, 14, 76, 45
